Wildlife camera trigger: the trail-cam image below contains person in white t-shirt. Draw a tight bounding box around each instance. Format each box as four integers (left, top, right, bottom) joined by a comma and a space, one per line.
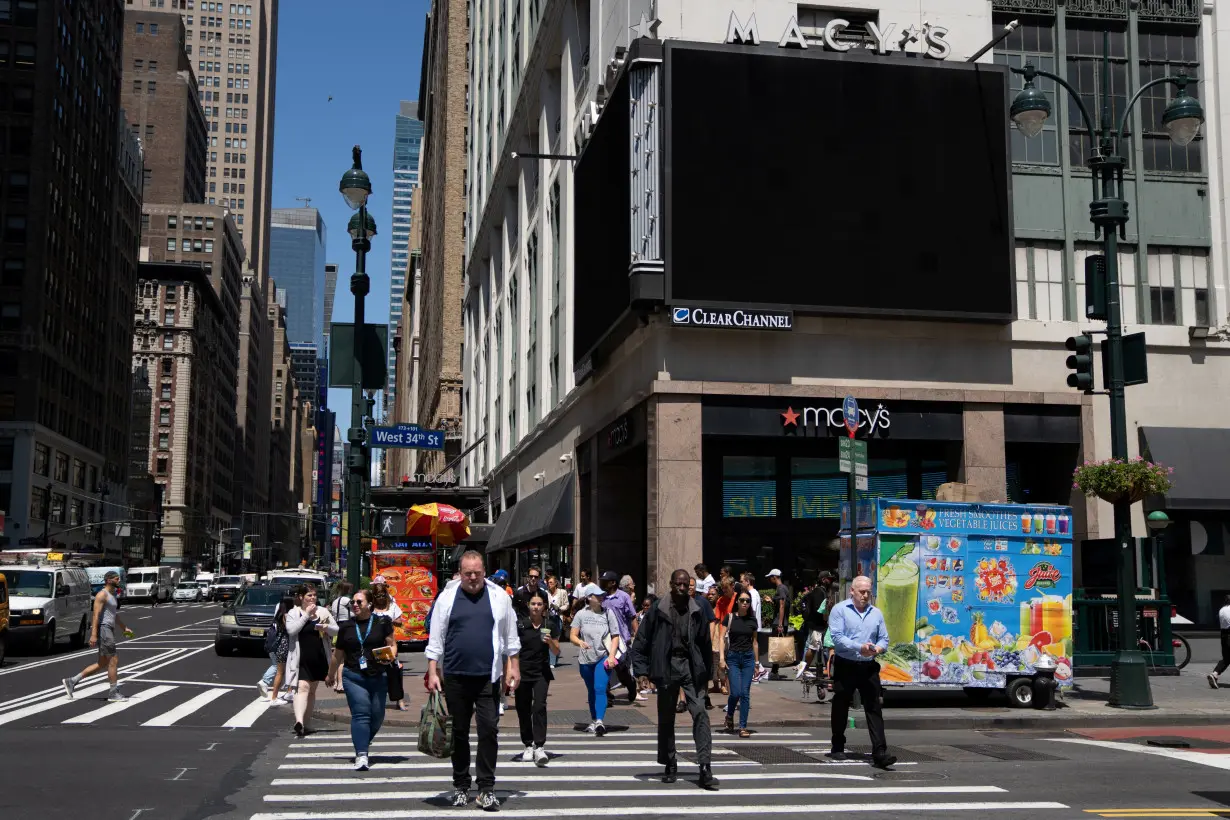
694, 564, 715, 595
1208, 594, 1230, 689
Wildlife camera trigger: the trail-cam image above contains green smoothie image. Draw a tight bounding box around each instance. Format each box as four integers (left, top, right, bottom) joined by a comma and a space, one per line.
878, 556, 919, 645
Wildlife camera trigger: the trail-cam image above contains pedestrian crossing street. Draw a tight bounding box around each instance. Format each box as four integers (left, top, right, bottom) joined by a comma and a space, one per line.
241, 730, 1071, 819
0, 674, 290, 731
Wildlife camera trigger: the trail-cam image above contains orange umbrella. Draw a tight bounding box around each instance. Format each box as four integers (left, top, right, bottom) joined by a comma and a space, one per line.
405, 502, 471, 546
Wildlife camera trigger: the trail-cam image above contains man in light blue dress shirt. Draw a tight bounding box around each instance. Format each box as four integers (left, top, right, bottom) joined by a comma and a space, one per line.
826, 576, 896, 769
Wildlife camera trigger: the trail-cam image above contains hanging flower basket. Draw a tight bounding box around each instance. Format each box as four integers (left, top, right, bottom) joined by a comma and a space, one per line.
1072, 458, 1173, 505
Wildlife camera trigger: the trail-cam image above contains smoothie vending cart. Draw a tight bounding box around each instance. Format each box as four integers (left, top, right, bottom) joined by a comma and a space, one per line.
840, 498, 1075, 707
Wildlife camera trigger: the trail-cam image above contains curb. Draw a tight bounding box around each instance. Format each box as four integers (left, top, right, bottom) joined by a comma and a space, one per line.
311, 706, 1222, 732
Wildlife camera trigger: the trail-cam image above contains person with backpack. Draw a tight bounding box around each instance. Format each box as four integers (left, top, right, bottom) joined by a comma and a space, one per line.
263, 595, 296, 706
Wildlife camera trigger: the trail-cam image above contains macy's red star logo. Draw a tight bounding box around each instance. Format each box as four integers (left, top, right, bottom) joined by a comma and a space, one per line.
781, 406, 800, 427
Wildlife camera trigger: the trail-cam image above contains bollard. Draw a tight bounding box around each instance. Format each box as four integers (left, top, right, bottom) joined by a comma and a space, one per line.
1031, 655, 1058, 711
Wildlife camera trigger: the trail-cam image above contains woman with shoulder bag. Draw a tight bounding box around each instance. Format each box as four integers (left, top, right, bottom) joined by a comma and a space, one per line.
284, 585, 339, 737
370, 582, 409, 711
569, 584, 621, 736
720, 590, 760, 737
326, 589, 398, 771
265, 596, 295, 706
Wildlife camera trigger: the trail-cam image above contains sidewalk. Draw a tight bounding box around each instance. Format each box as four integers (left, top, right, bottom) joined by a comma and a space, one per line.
311, 647, 1230, 731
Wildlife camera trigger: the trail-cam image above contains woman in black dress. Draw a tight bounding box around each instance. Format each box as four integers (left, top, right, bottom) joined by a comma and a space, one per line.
515, 588, 560, 766
285, 585, 339, 737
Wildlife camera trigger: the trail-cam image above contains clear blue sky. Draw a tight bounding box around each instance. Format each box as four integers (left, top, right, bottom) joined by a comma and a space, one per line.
270, 0, 429, 434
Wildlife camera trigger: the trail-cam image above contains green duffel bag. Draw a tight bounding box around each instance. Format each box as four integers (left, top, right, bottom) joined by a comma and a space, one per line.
417, 690, 453, 759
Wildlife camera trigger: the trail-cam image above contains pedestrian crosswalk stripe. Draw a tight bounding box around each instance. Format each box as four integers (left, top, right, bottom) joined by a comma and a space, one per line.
0, 682, 113, 725
250, 802, 1068, 820
289, 737, 826, 749
264, 785, 1008, 803
283, 747, 742, 759
276, 759, 911, 771
269, 772, 876, 787
142, 688, 231, 726
63, 685, 176, 724
224, 696, 278, 728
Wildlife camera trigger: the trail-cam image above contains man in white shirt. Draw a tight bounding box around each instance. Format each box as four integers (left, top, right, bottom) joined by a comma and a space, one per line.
1208, 594, 1230, 689
693, 564, 715, 595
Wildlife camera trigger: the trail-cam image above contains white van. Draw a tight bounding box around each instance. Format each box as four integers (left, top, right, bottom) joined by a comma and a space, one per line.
126, 566, 175, 603
0, 564, 93, 654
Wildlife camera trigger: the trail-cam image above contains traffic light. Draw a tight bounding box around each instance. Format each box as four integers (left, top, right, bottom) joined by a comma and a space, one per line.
1065, 335, 1095, 391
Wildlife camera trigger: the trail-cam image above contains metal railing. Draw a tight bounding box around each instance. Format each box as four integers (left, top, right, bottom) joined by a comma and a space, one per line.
1073, 592, 1176, 668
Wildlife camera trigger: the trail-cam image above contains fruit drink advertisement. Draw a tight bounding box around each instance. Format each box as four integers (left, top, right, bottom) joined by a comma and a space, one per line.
868, 499, 1073, 689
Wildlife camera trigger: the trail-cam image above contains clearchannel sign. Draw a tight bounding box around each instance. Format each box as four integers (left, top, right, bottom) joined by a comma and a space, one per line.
671, 306, 793, 331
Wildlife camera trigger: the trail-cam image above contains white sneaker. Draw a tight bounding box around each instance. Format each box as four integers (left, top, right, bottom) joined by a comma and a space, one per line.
62, 678, 77, 700
258, 680, 271, 696
498, 701, 506, 716
280, 691, 294, 702
636, 691, 649, 701
1209, 672, 1220, 689
584, 721, 597, 734
353, 754, 369, 771
794, 661, 808, 680
594, 720, 607, 737
107, 690, 129, 702
534, 746, 548, 767
268, 698, 287, 707
520, 745, 535, 762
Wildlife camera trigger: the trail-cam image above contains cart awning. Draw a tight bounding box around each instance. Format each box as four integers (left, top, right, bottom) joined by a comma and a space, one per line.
485, 473, 574, 553
1139, 426, 1230, 511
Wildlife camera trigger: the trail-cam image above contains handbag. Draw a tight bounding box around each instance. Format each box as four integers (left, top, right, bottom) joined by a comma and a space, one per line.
768, 635, 797, 665
262, 623, 279, 656
417, 690, 453, 759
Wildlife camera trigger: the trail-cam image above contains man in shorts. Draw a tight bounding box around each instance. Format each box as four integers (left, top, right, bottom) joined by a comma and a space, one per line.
63, 571, 132, 702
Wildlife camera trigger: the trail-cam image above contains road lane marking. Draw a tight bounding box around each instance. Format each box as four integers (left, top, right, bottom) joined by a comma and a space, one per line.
249, 802, 1067, 819
136, 679, 255, 689
0, 617, 219, 677
269, 772, 876, 787
63, 685, 176, 724
223, 696, 278, 728
265, 786, 1008, 803
1050, 738, 1230, 772
288, 731, 815, 745
277, 760, 916, 771
0, 649, 183, 712
142, 688, 231, 726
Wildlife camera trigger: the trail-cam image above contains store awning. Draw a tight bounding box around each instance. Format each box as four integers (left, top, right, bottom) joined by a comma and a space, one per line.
1140, 427, 1230, 511
485, 472, 574, 553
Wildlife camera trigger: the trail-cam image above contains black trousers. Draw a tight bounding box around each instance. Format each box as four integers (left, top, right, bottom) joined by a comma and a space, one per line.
830, 656, 888, 758
1216, 629, 1230, 676
614, 658, 637, 699
443, 674, 500, 791
386, 661, 405, 702
655, 678, 712, 767
514, 676, 550, 747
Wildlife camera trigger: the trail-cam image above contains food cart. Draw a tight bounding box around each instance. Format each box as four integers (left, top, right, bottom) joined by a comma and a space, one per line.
840, 498, 1074, 706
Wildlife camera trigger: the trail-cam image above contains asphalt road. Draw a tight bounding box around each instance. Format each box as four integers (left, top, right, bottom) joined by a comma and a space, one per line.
2, 604, 1229, 819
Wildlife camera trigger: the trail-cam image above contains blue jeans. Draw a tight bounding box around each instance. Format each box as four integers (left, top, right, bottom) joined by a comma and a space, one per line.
342, 667, 389, 755
579, 661, 610, 722
725, 650, 755, 728
261, 652, 277, 686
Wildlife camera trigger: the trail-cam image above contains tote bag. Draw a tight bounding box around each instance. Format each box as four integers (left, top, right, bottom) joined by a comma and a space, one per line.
768, 635, 797, 665
417, 690, 453, 759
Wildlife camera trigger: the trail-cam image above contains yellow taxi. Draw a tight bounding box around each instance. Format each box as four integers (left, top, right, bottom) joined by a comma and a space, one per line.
0, 571, 9, 666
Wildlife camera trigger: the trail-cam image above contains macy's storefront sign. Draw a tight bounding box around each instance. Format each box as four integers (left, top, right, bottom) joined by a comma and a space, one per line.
782, 404, 892, 436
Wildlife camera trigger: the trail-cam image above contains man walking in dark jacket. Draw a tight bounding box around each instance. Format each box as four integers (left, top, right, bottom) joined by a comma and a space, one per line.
631, 568, 719, 790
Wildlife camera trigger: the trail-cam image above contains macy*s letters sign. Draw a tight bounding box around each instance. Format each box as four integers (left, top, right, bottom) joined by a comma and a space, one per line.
725, 11, 952, 60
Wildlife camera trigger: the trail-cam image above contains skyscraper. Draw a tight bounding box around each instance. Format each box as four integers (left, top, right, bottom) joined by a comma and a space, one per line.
169, 0, 279, 285
387, 103, 424, 419
269, 207, 327, 348
323, 262, 339, 349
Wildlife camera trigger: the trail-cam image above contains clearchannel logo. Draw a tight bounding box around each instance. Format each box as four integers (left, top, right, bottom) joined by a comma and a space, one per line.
670, 306, 793, 331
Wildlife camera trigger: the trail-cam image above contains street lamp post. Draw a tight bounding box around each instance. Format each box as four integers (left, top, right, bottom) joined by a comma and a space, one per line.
340, 146, 375, 588
1009, 33, 1204, 708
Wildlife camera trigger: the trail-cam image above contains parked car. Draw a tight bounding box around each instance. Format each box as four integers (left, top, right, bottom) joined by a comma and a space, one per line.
0, 571, 10, 666
212, 575, 246, 604
172, 581, 202, 602
215, 584, 293, 655
0, 564, 92, 654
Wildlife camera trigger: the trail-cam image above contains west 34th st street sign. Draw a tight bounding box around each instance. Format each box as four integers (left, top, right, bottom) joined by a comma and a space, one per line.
370, 423, 445, 451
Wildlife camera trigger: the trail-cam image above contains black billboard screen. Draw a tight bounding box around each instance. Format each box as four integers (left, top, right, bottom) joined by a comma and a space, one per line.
666, 44, 1014, 321
573, 74, 631, 364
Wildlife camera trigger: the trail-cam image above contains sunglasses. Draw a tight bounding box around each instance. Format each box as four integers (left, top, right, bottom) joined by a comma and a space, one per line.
737, 598, 751, 603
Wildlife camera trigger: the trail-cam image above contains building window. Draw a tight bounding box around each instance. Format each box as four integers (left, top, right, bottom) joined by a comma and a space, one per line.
156, 456, 169, 474
160, 384, 172, 400
161, 358, 173, 375
182, 238, 191, 251
168, 215, 177, 228
30, 486, 47, 520
166, 237, 177, 251
994, 18, 1059, 165
147, 80, 156, 94
1139, 27, 1202, 173
160, 407, 171, 425
1067, 23, 1129, 168
159, 433, 169, 450
1014, 241, 1066, 321
724, 456, 777, 518
34, 442, 49, 475
165, 309, 175, 324
72, 459, 85, 489
54, 452, 69, 482
150, 23, 159, 34
148, 59, 158, 73
163, 332, 173, 350
204, 239, 213, 252
1147, 246, 1210, 326
70, 499, 83, 527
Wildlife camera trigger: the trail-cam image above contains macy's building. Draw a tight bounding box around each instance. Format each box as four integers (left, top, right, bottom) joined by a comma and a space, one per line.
462, 0, 1230, 625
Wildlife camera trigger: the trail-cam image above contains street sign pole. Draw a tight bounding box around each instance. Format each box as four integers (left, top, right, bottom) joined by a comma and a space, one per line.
842, 396, 860, 532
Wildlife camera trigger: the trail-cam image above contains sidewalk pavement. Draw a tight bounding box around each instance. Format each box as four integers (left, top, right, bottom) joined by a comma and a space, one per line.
311, 646, 1230, 732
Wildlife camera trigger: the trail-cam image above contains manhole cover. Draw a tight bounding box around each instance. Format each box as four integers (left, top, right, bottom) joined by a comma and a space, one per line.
552, 709, 652, 727
732, 746, 817, 765
953, 743, 1063, 761
825, 746, 943, 763
1137, 736, 1230, 750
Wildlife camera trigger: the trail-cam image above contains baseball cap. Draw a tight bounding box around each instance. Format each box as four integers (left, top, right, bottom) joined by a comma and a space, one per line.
598, 570, 619, 583
819, 570, 837, 582
490, 569, 509, 582
765, 569, 782, 578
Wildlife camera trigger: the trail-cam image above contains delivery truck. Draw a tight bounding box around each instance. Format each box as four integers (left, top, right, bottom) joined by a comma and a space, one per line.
840, 498, 1074, 707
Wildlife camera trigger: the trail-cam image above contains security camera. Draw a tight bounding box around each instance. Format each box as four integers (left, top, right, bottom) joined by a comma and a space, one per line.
559, 453, 573, 463
533, 471, 546, 481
